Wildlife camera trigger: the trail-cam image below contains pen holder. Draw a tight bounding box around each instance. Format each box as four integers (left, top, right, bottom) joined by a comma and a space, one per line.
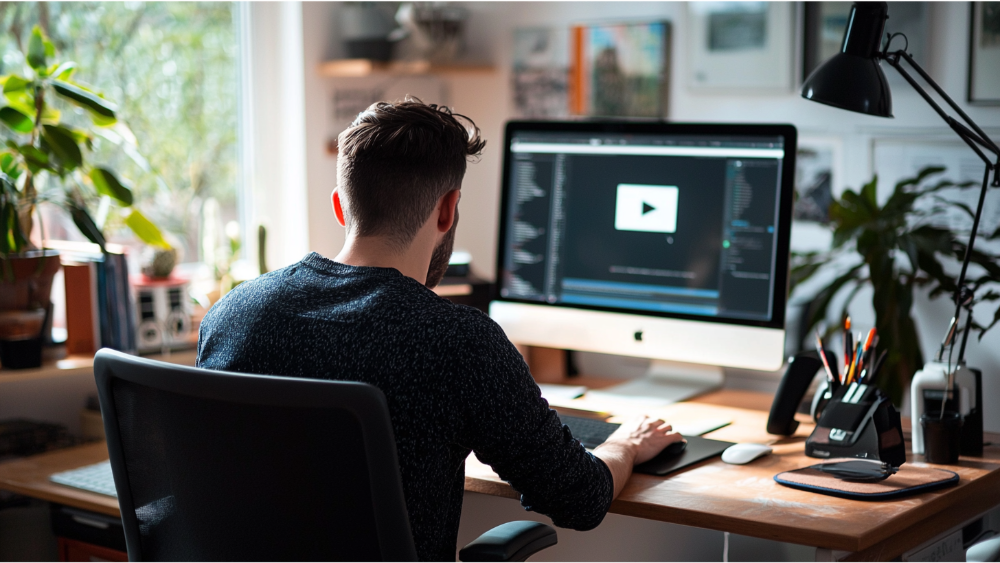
805, 382, 906, 468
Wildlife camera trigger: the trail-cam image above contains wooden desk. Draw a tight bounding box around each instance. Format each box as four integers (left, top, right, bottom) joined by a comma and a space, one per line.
1, 389, 998, 561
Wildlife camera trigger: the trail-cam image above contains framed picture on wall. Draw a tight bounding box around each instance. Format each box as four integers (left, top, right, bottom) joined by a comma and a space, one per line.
969, 2, 1000, 105
794, 137, 844, 225
803, 3, 929, 87
686, 2, 794, 92
568, 21, 670, 118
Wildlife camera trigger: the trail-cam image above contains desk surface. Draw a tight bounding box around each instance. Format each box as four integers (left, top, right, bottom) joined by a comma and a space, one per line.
1, 388, 997, 561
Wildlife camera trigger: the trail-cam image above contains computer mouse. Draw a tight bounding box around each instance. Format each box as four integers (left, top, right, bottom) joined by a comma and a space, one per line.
721, 443, 772, 465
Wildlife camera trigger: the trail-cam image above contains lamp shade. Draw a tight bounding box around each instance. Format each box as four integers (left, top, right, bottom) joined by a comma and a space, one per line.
801, 2, 893, 118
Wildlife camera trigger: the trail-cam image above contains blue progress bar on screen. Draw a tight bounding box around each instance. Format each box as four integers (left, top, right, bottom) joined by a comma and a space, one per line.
562, 278, 720, 299
560, 294, 719, 317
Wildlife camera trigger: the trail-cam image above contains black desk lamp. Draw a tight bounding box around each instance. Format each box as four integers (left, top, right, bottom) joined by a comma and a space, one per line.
801, 1, 999, 368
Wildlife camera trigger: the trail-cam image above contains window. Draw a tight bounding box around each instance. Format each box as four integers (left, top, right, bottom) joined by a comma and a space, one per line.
0, 2, 240, 264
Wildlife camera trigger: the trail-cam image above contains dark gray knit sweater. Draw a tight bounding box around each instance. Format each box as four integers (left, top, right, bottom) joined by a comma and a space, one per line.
197, 252, 614, 561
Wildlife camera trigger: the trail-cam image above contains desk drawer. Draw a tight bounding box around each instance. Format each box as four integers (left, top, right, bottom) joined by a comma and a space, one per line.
57, 538, 128, 563
50, 504, 126, 554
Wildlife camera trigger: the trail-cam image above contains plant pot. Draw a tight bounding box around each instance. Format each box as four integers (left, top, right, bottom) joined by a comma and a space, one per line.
0, 309, 45, 369
0, 249, 62, 312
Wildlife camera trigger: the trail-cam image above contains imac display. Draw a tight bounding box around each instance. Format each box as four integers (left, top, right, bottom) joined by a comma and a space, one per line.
490, 121, 796, 402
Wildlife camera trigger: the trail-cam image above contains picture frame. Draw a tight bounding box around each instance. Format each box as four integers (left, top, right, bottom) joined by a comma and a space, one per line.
968, 2, 1000, 105
871, 137, 1000, 232
794, 136, 844, 225
803, 3, 929, 87
512, 27, 570, 118
686, 2, 794, 92
569, 21, 670, 118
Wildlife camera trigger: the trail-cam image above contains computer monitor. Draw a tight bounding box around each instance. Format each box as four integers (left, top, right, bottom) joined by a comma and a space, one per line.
490, 121, 796, 402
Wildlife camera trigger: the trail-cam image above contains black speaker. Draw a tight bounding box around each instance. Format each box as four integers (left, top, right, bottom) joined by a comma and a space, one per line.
767, 350, 838, 436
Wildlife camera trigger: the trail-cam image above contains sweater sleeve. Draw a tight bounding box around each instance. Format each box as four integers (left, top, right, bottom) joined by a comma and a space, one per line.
451, 310, 614, 531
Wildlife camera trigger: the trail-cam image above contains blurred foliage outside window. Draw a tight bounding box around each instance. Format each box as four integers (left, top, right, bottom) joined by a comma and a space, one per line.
0, 2, 238, 263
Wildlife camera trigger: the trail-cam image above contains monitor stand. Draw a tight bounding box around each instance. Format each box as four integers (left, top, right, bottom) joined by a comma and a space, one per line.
596, 360, 724, 405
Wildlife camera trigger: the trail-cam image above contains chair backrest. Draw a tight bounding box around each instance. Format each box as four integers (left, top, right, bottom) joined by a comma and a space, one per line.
94, 349, 417, 562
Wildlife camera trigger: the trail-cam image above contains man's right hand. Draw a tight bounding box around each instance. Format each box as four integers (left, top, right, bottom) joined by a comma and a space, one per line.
593, 415, 684, 498
605, 415, 685, 465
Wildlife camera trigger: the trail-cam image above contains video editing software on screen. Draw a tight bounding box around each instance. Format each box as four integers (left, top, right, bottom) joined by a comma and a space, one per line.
500, 130, 786, 322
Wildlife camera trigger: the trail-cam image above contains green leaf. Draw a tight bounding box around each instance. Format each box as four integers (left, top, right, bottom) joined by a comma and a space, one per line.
68, 201, 106, 251
51, 80, 117, 121
51, 61, 76, 80
895, 166, 944, 191
0, 106, 33, 133
3, 90, 36, 118
125, 209, 170, 249
2, 75, 30, 94
17, 143, 49, 168
27, 27, 47, 70
89, 167, 133, 206
0, 153, 16, 176
41, 124, 83, 169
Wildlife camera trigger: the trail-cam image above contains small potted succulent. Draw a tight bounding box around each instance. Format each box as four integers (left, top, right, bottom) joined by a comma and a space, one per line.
0, 26, 168, 368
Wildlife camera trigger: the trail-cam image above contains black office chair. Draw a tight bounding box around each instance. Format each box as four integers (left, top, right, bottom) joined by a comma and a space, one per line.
94, 349, 556, 561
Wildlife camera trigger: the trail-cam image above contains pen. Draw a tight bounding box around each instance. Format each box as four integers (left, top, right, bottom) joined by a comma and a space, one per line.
844, 317, 853, 379
815, 331, 835, 384
848, 340, 864, 384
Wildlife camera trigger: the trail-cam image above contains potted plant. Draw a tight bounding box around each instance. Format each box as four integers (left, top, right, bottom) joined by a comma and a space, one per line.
791, 166, 1000, 406
0, 26, 169, 368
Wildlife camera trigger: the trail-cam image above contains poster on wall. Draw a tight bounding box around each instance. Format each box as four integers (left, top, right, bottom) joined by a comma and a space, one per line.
803, 2, 928, 87
872, 139, 1000, 234
569, 21, 670, 118
512, 27, 569, 118
686, 2, 794, 92
794, 138, 843, 224
969, 2, 1000, 105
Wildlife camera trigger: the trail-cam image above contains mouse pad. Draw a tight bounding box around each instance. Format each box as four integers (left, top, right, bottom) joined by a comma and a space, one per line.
634, 436, 735, 476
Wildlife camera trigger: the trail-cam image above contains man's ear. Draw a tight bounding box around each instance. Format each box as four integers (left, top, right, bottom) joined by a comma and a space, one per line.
332, 189, 346, 227
436, 189, 460, 233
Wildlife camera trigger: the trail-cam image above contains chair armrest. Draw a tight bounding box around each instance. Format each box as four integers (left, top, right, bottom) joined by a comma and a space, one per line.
967, 535, 1000, 562
459, 521, 557, 562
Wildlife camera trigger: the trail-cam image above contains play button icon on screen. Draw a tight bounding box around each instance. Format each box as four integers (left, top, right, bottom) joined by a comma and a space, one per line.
614, 184, 679, 233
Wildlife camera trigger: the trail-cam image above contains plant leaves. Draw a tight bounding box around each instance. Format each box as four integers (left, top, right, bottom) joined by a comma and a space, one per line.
68, 201, 106, 251
17, 143, 50, 169
27, 26, 47, 70
0, 106, 33, 133
51, 80, 117, 121
41, 124, 83, 169
89, 167, 133, 206
125, 208, 170, 249
2, 75, 30, 94
47, 61, 77, 81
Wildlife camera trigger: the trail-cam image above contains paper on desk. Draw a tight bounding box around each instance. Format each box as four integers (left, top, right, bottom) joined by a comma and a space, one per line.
568, 390, 673, 415
537, 384, 587, 406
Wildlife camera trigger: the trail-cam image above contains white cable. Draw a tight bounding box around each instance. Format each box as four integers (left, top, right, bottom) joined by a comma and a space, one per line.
724, 531, 730, 563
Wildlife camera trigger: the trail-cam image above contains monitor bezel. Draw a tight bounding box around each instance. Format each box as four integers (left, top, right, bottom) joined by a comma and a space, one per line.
493, 120, 797, 331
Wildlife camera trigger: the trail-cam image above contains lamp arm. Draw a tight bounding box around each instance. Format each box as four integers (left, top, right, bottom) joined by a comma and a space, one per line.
882, 49, 999, 365
888, 50, 1000, 159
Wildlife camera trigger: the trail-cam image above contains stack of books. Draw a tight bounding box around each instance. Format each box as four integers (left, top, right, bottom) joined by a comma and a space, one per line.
50, 241, 136, 355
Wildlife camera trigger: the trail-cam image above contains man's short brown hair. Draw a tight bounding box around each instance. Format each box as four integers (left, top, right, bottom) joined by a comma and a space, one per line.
337, 97, 485, 249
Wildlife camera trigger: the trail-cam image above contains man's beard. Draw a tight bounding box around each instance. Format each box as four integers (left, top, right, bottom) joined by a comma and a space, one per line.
425, 214, 458, 289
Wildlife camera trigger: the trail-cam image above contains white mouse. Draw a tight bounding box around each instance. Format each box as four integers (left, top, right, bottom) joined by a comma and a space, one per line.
721, 443, 773, 465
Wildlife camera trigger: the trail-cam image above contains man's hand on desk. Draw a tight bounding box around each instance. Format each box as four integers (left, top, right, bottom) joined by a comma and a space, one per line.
593, 415, 684, 498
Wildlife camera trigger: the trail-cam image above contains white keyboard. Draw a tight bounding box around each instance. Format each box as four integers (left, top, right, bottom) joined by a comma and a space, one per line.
50, 460, 118, 498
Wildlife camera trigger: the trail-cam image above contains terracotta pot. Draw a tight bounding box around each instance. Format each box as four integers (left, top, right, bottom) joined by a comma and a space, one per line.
0, 250, 62, 312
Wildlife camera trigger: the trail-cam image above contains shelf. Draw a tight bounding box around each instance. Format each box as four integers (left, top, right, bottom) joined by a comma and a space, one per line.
317, 59, 494, 78
0, 349, 197, 383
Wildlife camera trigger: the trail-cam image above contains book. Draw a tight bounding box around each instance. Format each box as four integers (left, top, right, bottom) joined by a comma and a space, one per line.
63, 261, 100, 355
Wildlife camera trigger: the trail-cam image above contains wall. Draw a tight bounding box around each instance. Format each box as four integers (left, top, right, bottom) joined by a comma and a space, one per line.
300, 2, 1000, 431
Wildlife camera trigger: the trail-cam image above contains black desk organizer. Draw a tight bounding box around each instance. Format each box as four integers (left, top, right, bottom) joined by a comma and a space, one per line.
767, 351, 907, 468
805, 381, 907, 467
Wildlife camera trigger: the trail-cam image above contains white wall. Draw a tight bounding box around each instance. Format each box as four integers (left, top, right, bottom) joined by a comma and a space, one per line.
299, 2, 1000, 431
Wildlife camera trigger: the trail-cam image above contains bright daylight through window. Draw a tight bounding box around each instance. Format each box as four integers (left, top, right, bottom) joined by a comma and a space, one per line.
0, 2, 240, 267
